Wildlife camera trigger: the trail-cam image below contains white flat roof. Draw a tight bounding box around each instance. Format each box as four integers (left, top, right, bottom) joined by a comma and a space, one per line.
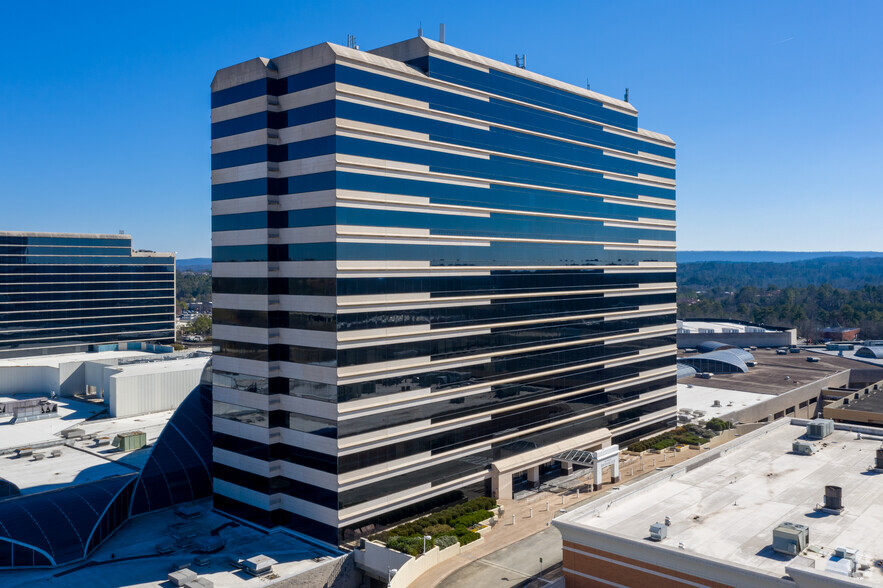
817, 348, 883, 368
0, 445, 134, 494
0, 350, 154, 369
559, 421, 883, 584
677, 383, 773, 419
113, 356, 209, 377
0, 396, 106, 451
0, 399, 174, 481
75, 410, 174, 453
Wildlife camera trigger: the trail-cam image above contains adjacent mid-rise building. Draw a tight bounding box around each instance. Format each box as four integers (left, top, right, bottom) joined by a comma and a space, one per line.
0, 231, 175, 359
211, 36, 677, 544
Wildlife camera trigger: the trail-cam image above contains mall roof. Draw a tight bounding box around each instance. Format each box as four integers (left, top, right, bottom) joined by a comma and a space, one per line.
0, 397, 175, 493
695, 341, 756, 362
677, 383, 773, 420
679, 348, 871, 396
0, 350, 154, 369
677, 349, 750, 373
676, 364, 697, 379
0, 498, 342, 587
678, 320, 780, 334
557, 419, 883, 584
0, 445, 135, 495
0, 474, 136, 567
817, 347, 883, 369
856, 346, 883, 360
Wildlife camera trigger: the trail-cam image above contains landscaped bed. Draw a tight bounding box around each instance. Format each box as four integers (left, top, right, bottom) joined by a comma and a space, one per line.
374, 496, 497, 557
627, 421, 731, 452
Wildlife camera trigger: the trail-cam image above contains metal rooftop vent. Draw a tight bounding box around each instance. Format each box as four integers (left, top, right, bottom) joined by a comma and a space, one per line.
822, 485, 844, 514
806, 418, 834, 440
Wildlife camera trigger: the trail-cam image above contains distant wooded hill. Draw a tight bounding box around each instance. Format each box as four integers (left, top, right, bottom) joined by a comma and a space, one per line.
176, 257, 211, 271
677, 251, 883, 263
678, 257, 883, 339
678, 257, 883, 290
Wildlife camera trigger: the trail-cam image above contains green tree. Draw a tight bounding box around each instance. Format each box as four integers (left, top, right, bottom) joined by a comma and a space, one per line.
188, 315, 212, 337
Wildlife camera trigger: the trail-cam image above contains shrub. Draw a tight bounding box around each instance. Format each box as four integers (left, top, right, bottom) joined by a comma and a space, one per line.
451, 510, 493, 528
650, 438, 677, 451
471, 496, 497, 511
705, 418, 733, 432
458, 531, 481, 546
424, 524, 453, 537
386, 536, 425, 557
415, 517, 431, 530
628, 427, 714, 452
435, 535, 459, 549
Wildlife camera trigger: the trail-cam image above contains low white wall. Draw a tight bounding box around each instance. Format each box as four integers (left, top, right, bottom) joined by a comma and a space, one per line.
108, 364, 204, 417
354, 537, 486, 588
0, 366, 57, 396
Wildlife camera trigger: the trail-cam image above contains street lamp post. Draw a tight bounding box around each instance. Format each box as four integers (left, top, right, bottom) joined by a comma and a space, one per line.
423, 535, 432, 554
387, 567, 398, 586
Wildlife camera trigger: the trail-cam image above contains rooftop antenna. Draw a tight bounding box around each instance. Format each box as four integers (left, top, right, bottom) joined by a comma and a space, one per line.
624, 88, 630, 102
515, 54, 526, 69
439, 23, 445, 43
347, 34, 358, 50
418, 22, 423, 37
586, 79, 590, 91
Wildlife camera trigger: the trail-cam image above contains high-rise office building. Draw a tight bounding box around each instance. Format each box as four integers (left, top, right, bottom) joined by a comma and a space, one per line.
211, 36, 676, 545
0, 232, 175, 359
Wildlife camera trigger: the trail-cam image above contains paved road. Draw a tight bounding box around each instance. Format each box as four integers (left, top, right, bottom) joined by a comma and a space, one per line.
442, 526, 563, 588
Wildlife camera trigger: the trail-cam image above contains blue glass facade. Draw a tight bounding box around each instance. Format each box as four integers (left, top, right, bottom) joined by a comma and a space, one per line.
211, 37, 677, 545
0, 232, 175, 358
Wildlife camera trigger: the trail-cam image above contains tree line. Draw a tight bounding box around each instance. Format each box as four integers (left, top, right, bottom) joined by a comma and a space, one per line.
176, 271, 211, 310
678, 258, 883, 339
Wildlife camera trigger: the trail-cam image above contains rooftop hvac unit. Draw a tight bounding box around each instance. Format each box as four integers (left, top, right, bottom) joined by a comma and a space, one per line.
112, 431, 147, 452
806, 419, 834, 440
792, 441, 814, 455
772, 522, 809, 556
876, 448, 883, 470
649, 522, 667, 541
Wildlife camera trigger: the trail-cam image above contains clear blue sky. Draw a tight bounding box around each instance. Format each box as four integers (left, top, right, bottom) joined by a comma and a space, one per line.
1, 1, 881, 258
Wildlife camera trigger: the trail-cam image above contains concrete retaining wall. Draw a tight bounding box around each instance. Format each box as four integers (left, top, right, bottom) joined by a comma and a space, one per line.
723, 371, 850, 424
354, 536, 486, 588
